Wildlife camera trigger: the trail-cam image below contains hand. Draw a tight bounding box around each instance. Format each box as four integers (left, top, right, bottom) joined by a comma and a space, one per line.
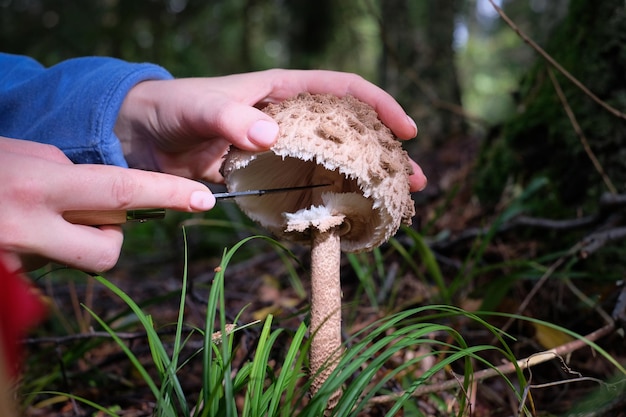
0, 137, 215, 272
114, 69, 427, 192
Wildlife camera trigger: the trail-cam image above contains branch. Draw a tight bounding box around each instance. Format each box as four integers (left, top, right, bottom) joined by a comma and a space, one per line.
547, 67, 617, 194
367, 322, 617, 405
580, 226, 626, 258
24, 330, 152, 345
496, 247, 576, 338
487, 0, 626, 120
427, 191, 626, 253
24, 324, 240, 346
427, 214, 595, 251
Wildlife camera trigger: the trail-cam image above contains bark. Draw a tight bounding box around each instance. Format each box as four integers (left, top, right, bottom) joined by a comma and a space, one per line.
475, 0, 626, 211
380, 0, 465, 147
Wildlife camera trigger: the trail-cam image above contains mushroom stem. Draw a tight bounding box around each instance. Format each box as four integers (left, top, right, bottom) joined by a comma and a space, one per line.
309, 225, 343, 409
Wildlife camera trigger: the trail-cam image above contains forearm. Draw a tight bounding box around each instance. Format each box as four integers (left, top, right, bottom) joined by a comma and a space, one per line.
0, 53, 173, 167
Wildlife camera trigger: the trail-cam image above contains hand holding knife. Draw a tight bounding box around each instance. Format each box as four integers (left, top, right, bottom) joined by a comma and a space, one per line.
63, 183, 330, 226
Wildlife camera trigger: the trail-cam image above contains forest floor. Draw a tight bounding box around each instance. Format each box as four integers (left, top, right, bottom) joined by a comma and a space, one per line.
20, 135, 626, 417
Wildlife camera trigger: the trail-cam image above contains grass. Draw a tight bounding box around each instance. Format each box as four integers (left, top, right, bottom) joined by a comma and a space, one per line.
19, 179, 626, 415
32, 278, 523, 416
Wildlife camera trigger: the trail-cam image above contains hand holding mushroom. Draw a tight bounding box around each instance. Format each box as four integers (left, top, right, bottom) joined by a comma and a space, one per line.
115, 69, 427, 192
222, 93, 417, 411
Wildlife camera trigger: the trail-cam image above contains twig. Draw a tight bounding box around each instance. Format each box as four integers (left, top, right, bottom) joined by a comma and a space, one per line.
519, 354, 625, 417
564, 277, 614, 325
424, 190, 626, 254
580, 226, 626, 258
612, 284, 626, 325
600, 192, 626, 209
547, 67, 617, 194
487, 0, 626, 120
530, 376, 607, 390
24, 330, 154, 345
24, 324, 243, 346
511, 214, 598, 230
491, 227, 617, 338
367, 322, 616, 405
496, 245, 578, 338
427, 213, 599, 252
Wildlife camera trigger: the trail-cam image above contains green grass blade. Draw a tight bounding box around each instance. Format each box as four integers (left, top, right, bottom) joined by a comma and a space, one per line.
81, 305, 161, 402
201, 236, 275, 416
242, 315, 277, 416
397, 228, 449, 303
91, 275, 188, 416
36, 391, 122, 417
267, 322, 308, 417
347, 252, 379, 308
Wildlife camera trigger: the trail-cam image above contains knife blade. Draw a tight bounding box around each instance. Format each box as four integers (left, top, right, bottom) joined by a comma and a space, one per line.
63, 183, 331, 225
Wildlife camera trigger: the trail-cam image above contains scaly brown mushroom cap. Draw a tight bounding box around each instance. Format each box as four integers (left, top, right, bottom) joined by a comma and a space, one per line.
221, 93, 415, 251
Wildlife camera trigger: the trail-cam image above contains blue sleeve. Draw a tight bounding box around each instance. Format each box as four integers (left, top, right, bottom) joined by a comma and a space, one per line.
0, 53, 174, 167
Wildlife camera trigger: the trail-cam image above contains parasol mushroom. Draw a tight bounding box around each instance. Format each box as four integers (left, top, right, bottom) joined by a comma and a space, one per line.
221, 93, 415, 410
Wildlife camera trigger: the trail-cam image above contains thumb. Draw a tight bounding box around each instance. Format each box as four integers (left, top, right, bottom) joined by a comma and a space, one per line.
209, 98, 279, 151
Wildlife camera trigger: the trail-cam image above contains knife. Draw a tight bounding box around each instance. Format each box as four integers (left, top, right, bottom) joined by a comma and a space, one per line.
62, 183, 331, 226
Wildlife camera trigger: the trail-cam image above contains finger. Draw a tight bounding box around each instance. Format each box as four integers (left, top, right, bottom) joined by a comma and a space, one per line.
408, 160, 428, 192
202, 95, 280, 150
0, 137, 71, 164
262, 69, 419, 140
49, 164, 216, 212
34, 223, 124, 272
0, 252, 24, 274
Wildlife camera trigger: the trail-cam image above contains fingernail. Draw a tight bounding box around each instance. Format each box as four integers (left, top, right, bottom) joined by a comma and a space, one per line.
417, 177, 428, 192
190, 191, 216, 211
247, 120, 279, 147
406, 115, 418, 137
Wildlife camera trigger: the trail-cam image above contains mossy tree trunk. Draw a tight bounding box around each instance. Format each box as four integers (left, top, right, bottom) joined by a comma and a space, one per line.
475, 0, 626, 213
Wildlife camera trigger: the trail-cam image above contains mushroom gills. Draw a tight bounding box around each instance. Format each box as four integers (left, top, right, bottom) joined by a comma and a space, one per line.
224, 153, 379, 247
283, 192, 375, 244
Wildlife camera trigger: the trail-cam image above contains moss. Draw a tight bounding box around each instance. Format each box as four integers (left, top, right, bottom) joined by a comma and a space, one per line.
475, 0, 626, 214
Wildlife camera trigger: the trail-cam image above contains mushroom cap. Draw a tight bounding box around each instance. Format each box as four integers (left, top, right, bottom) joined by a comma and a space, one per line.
221, 93, 415, 253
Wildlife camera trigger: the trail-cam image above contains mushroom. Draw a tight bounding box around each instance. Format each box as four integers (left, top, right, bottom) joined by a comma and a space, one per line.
221, 93, 415, 410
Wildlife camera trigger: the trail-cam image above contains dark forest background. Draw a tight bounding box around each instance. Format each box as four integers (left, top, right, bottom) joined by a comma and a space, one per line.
3, 1, 626, 415
3, 0, 621, 211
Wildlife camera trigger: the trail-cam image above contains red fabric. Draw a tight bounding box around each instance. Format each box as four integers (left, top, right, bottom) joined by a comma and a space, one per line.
0, 259, 47, 379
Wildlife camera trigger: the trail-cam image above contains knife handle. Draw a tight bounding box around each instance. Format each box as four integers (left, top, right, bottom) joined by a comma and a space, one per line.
63, 209, 166, 225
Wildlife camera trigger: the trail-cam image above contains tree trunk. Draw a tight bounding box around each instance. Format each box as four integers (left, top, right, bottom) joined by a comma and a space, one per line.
475, 0, 626, 211
380, 0, 465, 149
